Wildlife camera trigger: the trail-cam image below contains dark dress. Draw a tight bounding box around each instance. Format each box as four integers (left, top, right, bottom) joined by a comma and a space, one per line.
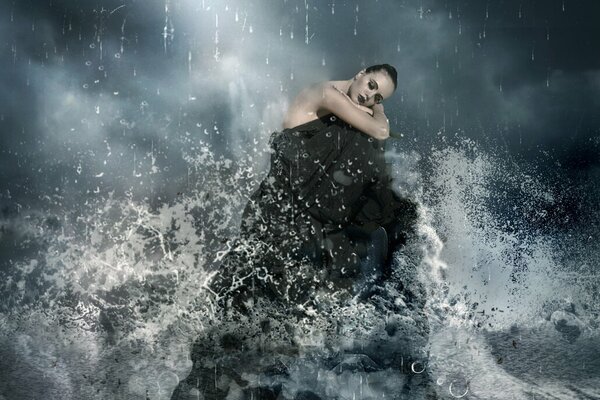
211, 113, 417, 305
171, 115, 428, 400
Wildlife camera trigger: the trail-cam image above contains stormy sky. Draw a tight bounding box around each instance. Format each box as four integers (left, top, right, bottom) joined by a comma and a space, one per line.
2, 3, 600, 398
1, 0, 599, 210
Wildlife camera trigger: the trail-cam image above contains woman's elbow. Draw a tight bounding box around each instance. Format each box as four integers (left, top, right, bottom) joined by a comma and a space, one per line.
370, 126, 390, 140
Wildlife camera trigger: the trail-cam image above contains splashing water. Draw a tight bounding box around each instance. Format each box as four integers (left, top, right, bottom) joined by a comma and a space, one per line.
1, 138, 599, 399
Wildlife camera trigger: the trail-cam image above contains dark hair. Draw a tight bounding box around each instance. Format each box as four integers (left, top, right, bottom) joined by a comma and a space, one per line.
365, 64, 398, 90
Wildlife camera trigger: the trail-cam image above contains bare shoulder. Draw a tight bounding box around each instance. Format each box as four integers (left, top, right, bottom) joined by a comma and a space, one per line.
283, 81, 335, 129
303, 80, 346, 99
295, 81, 334, 101
282, 80, 354, 129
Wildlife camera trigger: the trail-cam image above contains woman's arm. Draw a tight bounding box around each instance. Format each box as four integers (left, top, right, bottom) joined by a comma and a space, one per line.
331, 86, 374, 116
318, 84, 390, 140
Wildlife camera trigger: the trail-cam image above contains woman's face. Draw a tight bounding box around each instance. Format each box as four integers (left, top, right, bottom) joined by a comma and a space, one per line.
347, 69, 395, 107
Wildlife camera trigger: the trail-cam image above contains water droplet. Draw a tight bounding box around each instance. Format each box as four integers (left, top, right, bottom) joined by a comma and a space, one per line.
411, 361, 426, 373
448, 380, 469, 398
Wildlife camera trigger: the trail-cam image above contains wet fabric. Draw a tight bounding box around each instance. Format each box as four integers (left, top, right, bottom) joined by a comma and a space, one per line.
173, 116, 427, 400
211, 114, 418, 305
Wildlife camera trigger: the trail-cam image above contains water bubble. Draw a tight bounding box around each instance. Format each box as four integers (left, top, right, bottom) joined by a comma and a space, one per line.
156, 371, 179, 396
85, 60, 92, 66
449, 380, 469, 398
82, 83, 89, 89
411, 361, 426, 373
98, 65, 104, 71
89, 43, 96, 49
114, 53, 121, 59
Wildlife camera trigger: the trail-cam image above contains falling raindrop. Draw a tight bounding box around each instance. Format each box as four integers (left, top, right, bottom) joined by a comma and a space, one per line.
353, 3, 359, 35
305, 0, 309, 44
214, 14, 220, 61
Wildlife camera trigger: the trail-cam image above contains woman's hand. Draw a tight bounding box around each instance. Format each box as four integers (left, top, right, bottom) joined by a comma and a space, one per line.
358, 104, 374, 116
372, 103, 384, 114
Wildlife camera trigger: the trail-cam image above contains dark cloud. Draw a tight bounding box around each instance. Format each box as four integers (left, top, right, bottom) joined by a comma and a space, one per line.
1, 0, 599, 208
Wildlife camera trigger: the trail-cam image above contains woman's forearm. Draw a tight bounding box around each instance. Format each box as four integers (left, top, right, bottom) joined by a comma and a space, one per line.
319, 84, 390, 140
371, 105, 389, 138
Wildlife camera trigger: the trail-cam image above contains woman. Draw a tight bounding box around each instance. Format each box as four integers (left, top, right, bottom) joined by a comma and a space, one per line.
212, 64, 417, 306
282, 64, 396, 139
172, 65, 426, 400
